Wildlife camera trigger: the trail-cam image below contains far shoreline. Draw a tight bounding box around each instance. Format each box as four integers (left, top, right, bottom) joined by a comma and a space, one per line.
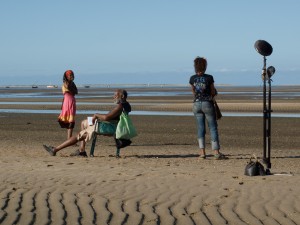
1, 83, 300, 88
1, 85, 300, 115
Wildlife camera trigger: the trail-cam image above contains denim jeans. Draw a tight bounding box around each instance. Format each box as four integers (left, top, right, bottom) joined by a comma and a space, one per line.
193, 101, 220, 150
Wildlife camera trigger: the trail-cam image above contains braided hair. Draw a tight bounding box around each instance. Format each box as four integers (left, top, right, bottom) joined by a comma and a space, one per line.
194, 57, 207, 74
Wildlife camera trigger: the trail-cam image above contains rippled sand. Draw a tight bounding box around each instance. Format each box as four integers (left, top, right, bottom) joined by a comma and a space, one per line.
0, 86, 300, 225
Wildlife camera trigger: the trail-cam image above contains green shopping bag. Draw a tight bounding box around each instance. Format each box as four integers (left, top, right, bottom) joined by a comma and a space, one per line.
116, 112, 137, 139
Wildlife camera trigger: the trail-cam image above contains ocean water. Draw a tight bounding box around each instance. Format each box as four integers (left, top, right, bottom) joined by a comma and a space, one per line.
0, 108, 299, 118
0, 86, 300, 117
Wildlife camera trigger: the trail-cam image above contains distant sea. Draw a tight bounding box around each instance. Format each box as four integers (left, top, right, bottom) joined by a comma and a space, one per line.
1, 85, 300, 117
1, 70, 300, 87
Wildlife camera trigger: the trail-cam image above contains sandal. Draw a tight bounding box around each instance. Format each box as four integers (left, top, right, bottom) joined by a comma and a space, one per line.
199, 154, 206, 159
214, 153, 227, 160
43, 145, 56, 156
70, 149, 88, 157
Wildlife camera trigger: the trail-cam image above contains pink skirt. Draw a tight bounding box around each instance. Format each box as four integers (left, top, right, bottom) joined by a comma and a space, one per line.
58, 92, 76, 129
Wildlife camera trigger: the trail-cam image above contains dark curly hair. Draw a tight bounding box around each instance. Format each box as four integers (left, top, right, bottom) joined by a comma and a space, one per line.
63, 70, 74, 82
194, 57, 207, 74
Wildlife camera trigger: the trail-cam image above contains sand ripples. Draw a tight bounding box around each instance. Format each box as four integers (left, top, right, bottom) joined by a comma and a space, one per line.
1, 166, 299, 225
1, 111, 300, 225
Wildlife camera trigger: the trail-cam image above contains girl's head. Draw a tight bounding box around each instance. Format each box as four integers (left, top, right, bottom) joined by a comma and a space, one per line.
63, 70, 74, 82
194, 57, 207, 74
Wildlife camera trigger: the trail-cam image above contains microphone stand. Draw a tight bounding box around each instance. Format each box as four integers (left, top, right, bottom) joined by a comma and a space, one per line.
262, 56, 272, 175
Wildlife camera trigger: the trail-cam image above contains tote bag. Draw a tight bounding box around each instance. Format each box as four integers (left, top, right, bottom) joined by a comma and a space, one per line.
244, 155, 266, 176
116, 112, 137, 139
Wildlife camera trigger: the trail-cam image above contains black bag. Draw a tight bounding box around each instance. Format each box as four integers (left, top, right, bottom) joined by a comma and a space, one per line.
244, 155, 266, 176
115, 139, 132, 149
214, 100, 222, 120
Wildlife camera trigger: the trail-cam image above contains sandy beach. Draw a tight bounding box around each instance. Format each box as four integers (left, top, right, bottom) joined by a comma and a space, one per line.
0, 86, 300, 225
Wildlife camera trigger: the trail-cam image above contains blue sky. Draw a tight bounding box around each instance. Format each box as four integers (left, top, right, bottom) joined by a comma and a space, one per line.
1, 1, 300, 86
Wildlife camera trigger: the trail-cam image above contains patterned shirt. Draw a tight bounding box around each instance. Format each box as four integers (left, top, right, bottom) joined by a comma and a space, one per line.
189, 73, 214, 102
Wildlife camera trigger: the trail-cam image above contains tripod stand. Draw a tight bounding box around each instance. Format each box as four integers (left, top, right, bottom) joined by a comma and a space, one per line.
254, 40, 275, 175
262, 57, 274, 175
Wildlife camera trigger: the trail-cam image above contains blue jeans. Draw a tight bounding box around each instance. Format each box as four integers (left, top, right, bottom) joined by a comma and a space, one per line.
193, 101, 220, 150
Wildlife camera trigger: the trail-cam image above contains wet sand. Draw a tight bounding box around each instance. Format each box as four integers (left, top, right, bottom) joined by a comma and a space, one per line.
0, 86, 300, 225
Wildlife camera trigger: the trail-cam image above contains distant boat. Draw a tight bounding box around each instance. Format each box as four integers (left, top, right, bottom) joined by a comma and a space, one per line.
84, 85, 90, 88
32, 85, 38, 88
47, 85, 58, 88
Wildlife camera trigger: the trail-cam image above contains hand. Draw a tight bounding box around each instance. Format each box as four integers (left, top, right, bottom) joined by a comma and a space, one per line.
92, 115, 97, 124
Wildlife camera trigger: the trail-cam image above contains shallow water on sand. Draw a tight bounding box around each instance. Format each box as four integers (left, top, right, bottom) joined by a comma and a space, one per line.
1, 86, 300, 117
0, 108, 299, 118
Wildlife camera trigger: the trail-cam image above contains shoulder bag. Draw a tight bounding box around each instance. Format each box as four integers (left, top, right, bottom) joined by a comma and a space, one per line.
214, 100, 222, 120
116, 111, 137, 139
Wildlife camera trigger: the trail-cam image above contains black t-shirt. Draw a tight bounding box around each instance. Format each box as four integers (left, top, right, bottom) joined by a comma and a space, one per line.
121, 101, 131, 114
189, 74, 214, 102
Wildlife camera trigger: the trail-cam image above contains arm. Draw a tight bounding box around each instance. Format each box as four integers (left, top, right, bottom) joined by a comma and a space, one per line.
190, 84, 196, 96
210, 82, 217, 98
62, 81, 69, 93
189, 75, 195, 96
92, 104, 123, 123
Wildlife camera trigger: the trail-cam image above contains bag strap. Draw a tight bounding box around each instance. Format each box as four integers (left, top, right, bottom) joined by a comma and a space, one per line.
121, 108, 128, 116
121, 103, 129, 115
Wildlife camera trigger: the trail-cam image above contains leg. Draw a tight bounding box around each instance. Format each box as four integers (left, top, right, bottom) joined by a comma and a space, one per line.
80, 119, 88, 152
193, 102, 206, 156
202, 102, 226, 159
116, 148, 120, 158
55, 136, 82, 153
55, 130, 88, 154
69, 119, 90, 156
203, 101, 220, 152
200, 148, 206, 156
67, 128, 73, 139
43, 120, 89, 156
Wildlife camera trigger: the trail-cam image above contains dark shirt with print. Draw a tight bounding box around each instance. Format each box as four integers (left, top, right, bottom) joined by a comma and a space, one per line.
189, 74, 214, 102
